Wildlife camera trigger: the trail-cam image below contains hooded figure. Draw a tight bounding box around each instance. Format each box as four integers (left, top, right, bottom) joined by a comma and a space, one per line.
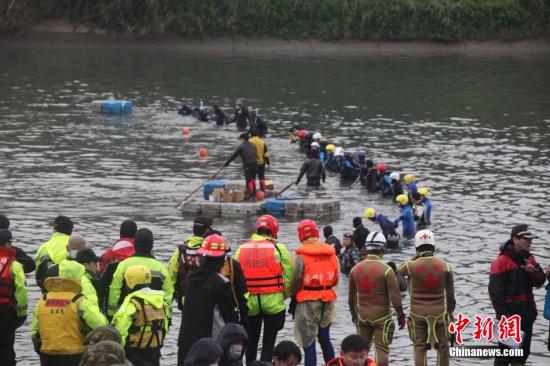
217, 323, 249, 366
184, 338, 223, 366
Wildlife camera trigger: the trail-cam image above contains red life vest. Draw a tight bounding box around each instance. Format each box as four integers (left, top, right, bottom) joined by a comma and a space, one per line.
239, 240, 284, 295
100, 238, 135, 272
296, 242, 339, 302
0, 247, 16, 306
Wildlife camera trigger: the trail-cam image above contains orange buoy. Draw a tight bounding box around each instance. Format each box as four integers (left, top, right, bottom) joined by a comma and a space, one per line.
199, 147, 208, 158
255, 191, 265, 202
182, 127, 190, 136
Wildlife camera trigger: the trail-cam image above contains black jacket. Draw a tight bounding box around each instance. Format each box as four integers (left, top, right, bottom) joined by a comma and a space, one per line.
178, 264, 239, 359
13, 246, 35, 273
326, 235, 342, 255
217, 323, 249, 366
352, 225, 369, 251
226, 141, 258, 167
296, 158, 325, 184
215, 110, 229, 126
231, 106, 251, 130
489, 240, 546, 321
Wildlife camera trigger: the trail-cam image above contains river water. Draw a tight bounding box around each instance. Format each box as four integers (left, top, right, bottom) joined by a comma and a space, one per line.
1, 43, 549, 365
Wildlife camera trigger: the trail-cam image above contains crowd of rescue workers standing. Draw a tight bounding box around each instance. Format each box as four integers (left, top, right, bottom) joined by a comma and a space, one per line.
0, 99, 548, 366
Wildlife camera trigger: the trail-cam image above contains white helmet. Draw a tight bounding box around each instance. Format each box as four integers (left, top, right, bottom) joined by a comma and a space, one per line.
415, 229, 435, 249
310, 141, 320, 149
365, 231, 386, 249
312, 132, 322, 141
334, 147, 344, 157
390, 172, 400, 181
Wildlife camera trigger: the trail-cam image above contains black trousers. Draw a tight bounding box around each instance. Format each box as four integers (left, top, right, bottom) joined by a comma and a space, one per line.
494, 317, 534, 365
0, 306, 17, 366
126, 348, 161, 366
246, 310, 286, 364
244, 162, 258, 195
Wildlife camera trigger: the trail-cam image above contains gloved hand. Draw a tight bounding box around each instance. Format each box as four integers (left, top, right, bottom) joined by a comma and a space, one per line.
32, 337, 41, 354
15, 316, 26, 329
288, 296, 297, 319
398, 314, 406, 330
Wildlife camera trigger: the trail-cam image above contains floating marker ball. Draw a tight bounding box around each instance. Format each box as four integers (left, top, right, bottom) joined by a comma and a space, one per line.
255, 191, 265, 201
199, 147, 208, 158
182, 127, 190, 136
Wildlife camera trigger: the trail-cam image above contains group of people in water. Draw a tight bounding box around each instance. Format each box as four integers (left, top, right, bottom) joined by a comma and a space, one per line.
178, 99, 268, 138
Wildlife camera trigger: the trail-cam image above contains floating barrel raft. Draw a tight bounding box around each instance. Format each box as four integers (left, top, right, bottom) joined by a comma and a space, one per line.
92, 99, 133, 114
181, 180, 340, 219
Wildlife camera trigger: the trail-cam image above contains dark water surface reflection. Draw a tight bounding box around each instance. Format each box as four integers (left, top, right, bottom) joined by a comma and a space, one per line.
1, 45, 549, 365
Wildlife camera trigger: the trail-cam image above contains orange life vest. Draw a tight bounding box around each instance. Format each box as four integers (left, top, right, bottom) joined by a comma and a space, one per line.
239, 240, 284, 295
296, 242, 338, 302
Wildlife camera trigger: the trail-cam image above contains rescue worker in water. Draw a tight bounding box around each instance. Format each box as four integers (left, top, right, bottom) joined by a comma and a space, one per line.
291, 219, 339, 366
234, 214, 293, 364
112, 265, 169, 366
31, 259, 108, 366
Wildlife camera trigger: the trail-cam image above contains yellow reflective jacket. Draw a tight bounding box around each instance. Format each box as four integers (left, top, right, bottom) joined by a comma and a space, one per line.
112, 288, 168, 348
108, 254, 173, 318
31, 276, 107, 355
234, 234, 293, 316
34, 232, 70, 268
249, 136, 270, 166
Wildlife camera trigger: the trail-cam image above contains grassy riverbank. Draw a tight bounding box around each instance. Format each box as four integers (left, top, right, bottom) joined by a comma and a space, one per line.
2, 0, 550, 41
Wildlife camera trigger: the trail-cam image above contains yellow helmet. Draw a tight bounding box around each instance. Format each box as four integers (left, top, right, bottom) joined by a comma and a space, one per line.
395, 194, 409, 205
325, 144, 336, 153
404, 174, 416, 185
363, 207, 376, 219
418, 187, 429, 197
124, 265, 152, 290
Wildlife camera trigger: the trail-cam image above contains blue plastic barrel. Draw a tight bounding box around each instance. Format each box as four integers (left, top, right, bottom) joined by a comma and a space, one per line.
203, 180, 225, 200
264, 198, 285, 216
99, 100, 133, 114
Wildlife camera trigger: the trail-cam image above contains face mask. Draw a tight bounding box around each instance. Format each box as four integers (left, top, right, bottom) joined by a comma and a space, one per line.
67, 250, 79, 259
210, 363, 218, 366
229, 344, 243, 359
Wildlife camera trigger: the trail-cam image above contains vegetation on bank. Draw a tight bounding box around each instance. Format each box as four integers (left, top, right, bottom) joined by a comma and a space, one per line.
2, 0, 550, 41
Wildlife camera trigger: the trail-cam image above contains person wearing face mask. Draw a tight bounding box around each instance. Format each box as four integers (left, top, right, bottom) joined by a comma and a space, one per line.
489, 224, 546, 366
326, 335, 376, 366
35, 215, 74, 292
216, 323, 249, 366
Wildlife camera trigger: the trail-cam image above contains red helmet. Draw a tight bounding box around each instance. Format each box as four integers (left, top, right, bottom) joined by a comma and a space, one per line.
297, 130, 309, 140
376, 163, 387, 171
297, 219, 319, 242
256, 215, 279, 238
197, 234, 228, 257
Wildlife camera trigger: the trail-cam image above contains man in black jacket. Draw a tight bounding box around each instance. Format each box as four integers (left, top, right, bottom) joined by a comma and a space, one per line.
230, 99, 251, 131
225, 133, 258, 197
489, 224, 546, 366
0, 213, 35, 273
178, 234, 239, 365
352, 217, 369, 252
295, 150, 326, 187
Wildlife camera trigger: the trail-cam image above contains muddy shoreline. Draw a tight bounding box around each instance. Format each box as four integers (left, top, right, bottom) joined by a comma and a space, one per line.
2, 30, 550, 57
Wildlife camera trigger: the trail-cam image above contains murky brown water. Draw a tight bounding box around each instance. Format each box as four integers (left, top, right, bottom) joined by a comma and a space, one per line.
1, 44, 549, 365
